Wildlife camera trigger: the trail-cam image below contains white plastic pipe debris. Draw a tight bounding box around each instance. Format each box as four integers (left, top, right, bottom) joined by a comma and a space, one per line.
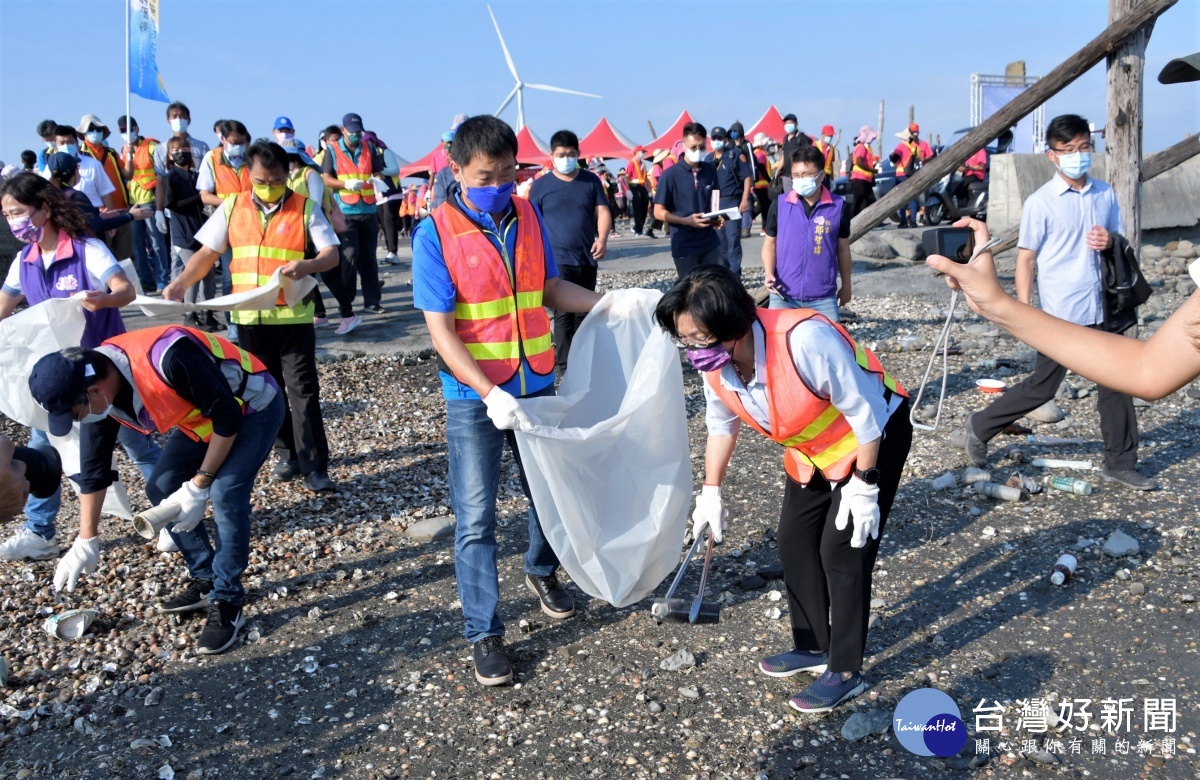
514, 289, 693, 608
130, 267, 316, 316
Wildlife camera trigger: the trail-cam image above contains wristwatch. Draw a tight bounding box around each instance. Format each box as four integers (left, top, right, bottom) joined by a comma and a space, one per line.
854, 467, 881, 485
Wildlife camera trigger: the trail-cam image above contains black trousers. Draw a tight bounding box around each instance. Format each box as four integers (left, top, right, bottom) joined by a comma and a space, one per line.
552, 263, 598, 373
323, 212, 381, 317
970, 340, 1138, 470
377, 199, 401, 254
777, 402, 912, 672
754, 188, 771, 220
629, 184, 649, 234
238, 323, 330, 474
672, 245, 722, 279
849, 179, 875, 218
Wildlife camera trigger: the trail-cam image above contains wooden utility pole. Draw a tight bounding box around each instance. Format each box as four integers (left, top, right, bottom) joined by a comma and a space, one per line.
850, 0, 1178, 243
877, 101, 885, 160
1107, 0, 1153, 255
908, 105, 915, 126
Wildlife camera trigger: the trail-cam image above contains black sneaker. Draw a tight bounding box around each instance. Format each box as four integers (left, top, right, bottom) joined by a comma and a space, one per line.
472, 635, 513, 686
525, 572, 575, 619
364, 304, 387, 314
196, 600, 246, 655
272, 460, 299, 482
1100, 465, 1157, 491
961, 412, 988, 468
203, 312, 226, 332
302, 471, 338, 493
158, 579, 213, 614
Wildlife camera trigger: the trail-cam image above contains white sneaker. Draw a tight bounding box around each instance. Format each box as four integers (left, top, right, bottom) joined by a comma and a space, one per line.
335, 315, 362, 335
0, 528, 59, 561
157, 526, 179, 552
383, 252, 400, 266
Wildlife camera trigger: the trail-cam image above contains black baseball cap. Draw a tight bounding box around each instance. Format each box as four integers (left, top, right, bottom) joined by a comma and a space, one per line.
783, 113, 798, 123
711, 126, 728, 139
341, 113, 364, 133
29, 351, 90, 436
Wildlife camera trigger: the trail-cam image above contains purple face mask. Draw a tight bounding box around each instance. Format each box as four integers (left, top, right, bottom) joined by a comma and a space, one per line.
7, 215, 44, 244
686, 344, 732, 372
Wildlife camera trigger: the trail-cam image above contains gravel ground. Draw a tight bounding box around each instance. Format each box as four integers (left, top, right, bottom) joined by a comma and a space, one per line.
1, 245, 1198, 780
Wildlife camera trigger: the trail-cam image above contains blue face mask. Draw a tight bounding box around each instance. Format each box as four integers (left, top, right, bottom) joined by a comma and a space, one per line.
58, 144, 79, 157
553, 156, 578, 174
1055, 151, 1091, 179
712, 140, 725, 151
466, 181, 515, 214
730, 131, 740, 140
792, 175, 821, 198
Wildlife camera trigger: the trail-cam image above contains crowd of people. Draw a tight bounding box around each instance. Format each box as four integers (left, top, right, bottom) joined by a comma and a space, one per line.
0, 87, 1184, 714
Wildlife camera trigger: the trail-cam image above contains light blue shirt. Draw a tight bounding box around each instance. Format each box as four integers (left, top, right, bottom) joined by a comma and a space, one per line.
1018, 173, 1124, 326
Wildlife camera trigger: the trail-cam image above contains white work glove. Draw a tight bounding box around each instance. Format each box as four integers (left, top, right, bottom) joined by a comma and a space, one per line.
834, 476, 881, 549
343, 179, 365, 192
482, 387, 538, 432
54, 536, 100, 593
164, 480, 210, 533
691, 484, 728, 544
154, 211, 168, 235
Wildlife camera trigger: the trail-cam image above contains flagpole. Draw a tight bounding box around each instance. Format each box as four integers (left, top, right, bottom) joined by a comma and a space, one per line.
125, 0, 130, 139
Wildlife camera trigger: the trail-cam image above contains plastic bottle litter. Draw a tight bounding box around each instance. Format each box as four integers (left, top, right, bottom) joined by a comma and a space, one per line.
1049, 476, 1093, 496
974, 481, 1023, 502
1050, 553, 1078, 585
1026, 435, 1086, 446
978, 358, 1014, 369
1031, 458, 1094, 470
930, 472, 958, 491
962, 467, 991, 484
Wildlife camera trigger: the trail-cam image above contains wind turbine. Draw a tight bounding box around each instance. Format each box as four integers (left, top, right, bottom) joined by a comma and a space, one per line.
488, 4, 601, 131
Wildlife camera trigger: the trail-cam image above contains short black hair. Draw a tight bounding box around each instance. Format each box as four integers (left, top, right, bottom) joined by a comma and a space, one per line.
654, 265, 757, 344
1046, 114, 1091, 147
549, 129, 580, 153
790, 145, 826, 171
321, 125, 342, 140
220, 120, 250, 141
213, 118, 226, 133
450, 115, 518, 168
20, 150, 37, 168
245, 141, 290, 174
37, 119, 58, 138
54, 125, 78, 140
166, 101, 191, 119
682, 122, 707, 140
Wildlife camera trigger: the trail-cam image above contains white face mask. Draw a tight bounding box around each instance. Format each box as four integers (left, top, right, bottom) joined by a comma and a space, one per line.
712, 140, 725, 151
121, 130, 139, 144
553, 155, 578, 174
80, 391, 112, 425
792, 175, 821, 198
85, 131, 105, 145
170, 117, 189, 133
685, 148, 703, 164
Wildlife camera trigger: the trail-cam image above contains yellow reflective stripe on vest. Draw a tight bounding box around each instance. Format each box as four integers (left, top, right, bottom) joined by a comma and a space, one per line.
199, 331, 253, 373
455, 291, 543, 320
779, 404, 844, 449
853, 343, 900, 393
466, 341, 521, 361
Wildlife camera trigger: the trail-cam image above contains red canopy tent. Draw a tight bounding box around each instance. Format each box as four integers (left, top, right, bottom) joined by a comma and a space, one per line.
747, 105, 787, 144
516, 125, 552, 167
578, 117, 638, 160
645, 110, 695, 152
399, 144, 439, 179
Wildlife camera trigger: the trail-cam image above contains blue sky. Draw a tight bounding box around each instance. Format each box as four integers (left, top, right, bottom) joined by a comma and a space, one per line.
1, 0, 1196, 165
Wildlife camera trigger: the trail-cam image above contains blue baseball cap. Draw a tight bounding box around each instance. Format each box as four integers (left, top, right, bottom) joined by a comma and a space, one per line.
441, 130, 455, 143
45, 152, 79, 179
29, 350, 90, 436
273, 116, 295, 131
341, 113, 364, 133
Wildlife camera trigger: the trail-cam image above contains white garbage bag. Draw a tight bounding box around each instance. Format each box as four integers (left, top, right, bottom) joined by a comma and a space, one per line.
0, 298, 133, 520
514, 288, 692, 607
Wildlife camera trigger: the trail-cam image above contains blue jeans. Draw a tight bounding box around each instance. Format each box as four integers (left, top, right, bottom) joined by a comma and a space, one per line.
445, 385, 559, 643
717, 217, 743, 276
895, 175, 919, 225
132, 210, 171, 290
24, 427, 161, 540
145, 394, 284, 604
769, 293, 841, 323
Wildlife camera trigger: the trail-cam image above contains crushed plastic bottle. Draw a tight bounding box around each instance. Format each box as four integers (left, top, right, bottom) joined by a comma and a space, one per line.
974, 481, 1022, 502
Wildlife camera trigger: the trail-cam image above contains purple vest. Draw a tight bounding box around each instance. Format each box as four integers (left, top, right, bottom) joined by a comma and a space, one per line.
774, 189, 844, 301
18, 236, 125, 350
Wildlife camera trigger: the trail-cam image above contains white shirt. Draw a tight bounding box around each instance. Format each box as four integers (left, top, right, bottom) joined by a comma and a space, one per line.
304, 169, 325, 204
40, 154, 116, 207
2, 237, 123, 296
1018, 173, 1124, 326
704, 320, 901, 444
194, 192, 339, 254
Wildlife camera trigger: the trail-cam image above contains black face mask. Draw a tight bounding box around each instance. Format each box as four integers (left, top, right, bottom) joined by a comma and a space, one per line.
171, 151, 192, 167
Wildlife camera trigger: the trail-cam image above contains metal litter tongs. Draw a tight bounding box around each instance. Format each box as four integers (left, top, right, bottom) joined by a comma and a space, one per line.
651, 528, 721, 625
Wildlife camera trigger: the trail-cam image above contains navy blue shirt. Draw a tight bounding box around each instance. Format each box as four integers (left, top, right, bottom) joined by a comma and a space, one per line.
713, 149, 752, 208
653, 160, 720, 257
527, 169, 609, 267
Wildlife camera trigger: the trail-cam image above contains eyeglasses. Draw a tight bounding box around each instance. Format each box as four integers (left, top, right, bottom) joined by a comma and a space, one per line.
1051, 143, 1092, 154
670, 335, 719, 349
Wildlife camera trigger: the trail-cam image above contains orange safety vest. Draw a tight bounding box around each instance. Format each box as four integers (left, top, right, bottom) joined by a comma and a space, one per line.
331, 140, 376, 205
82, 141, 129, 209
814, 140, 836, 177
851, 144, 876, 182
105, 325, 271, 443
121, 138, 159, 204
430, 197, 554, 387
211, 150, 252, 197
704, 309, 907, 485
895, 141, 921, 177
226, 191, 313, 326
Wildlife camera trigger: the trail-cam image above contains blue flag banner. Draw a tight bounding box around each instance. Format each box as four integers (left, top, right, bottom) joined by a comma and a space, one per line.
129, 0, 169, 103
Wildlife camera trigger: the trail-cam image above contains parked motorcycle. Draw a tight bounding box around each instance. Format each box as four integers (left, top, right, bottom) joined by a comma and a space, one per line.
924, 170, 987, 225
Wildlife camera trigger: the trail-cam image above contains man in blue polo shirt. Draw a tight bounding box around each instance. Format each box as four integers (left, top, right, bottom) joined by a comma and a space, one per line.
709, 126, 753, 276
528, 129, 612, 373
652, 122, 723, 278
411, 115, 603, 688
